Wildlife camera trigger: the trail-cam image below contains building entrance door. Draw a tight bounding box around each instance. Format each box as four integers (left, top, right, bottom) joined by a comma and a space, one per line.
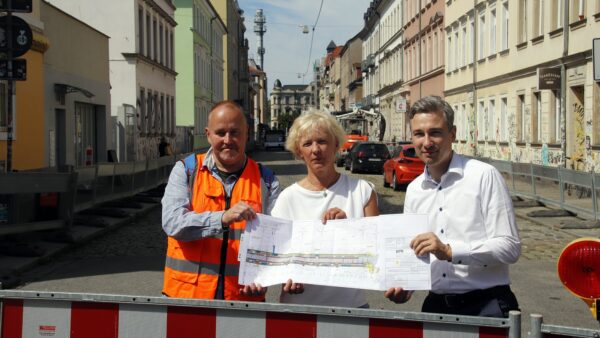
55, 109, 66, 168
75, 102, 97, 167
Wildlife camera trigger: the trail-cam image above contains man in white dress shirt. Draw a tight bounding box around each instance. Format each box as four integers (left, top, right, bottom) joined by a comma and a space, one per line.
386, 96, 521, 317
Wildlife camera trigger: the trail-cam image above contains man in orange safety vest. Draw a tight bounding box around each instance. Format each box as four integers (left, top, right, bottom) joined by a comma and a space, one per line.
161, 100, 280, 300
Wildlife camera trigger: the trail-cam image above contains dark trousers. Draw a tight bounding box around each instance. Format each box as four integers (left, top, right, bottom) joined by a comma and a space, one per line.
422, 285, 519, 318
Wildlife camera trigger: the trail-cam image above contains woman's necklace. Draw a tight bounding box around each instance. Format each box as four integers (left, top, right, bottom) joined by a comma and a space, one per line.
303, 173, 340, 197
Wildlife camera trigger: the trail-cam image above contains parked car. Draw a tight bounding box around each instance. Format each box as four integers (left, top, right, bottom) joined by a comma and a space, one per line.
382, 145, 425, 190
344, 142, 390, 173
264, 130, 286, 151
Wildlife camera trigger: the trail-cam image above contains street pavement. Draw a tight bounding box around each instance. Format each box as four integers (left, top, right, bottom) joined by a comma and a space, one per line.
6, 150, 600, 335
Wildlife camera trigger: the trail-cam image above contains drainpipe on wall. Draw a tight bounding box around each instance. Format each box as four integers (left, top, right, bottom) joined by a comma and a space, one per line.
418, 0, 422, 99
472, 0, 478, 157
210, 16, 217, 104
560, 1, 569, 167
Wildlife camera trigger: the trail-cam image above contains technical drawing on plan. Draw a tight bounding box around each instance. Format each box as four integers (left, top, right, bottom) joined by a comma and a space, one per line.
238, 213, 431, 291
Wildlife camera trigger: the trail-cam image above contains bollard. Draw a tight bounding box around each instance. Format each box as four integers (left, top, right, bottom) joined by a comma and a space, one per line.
509, 310, 521, 338
529, 313, 543, 338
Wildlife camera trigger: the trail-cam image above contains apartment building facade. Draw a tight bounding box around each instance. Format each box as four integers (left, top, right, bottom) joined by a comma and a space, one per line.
210, 0, 247, 107
270, 80, 313, 128
174, 0, 225, 150
339, 33, 364, 113
43, 1, 111, 168
48, 0, 178, 161
445, 0, 600, 172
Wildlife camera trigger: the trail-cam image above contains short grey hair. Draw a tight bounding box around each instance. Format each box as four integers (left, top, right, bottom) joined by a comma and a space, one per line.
285, 110, 346, 157
408, 95, 455, 130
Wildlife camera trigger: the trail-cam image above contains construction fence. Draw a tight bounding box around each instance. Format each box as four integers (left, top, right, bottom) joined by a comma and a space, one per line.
465, 157, 600, 221
1, 290, 599, 338
0, 154, 179, 237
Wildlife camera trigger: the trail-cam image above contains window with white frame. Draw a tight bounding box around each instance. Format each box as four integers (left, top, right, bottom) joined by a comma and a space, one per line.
412, 45, 417, 77
159, 23, 163, 65
478, 100, 485, 141
454, 29, 460, 68
490, 8, 497, 54
461, 24, 467, 66
478, 11, 486, 59
146, 13, 151, 57
433, 31, 438, 69
428, 34, 432, 71
141, 88, 148, 134
570, 0, 585, 22
448, 35, 453, 70
502, 1, 509, 50
533, 0, 544, 37
138, 6, 144, 54
551, 0, 563, 30
462, 104, 468, 140
422, 38, 427, 73
153, 18, 158, 61
488, 99, 496, 141
454, 105, 461, 139
518, 0, 528, 43
469, 15, 475, 63
170, 31, 174, 69
550, 90, 561, 143
518, 94, 526, 142
500, 97, 508, 142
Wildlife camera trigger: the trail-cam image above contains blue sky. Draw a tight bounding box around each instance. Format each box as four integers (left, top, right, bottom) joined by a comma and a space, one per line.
239, 0, 371, 89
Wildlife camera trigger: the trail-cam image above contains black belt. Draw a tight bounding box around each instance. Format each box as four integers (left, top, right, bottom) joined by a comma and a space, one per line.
428, 285, 510, 308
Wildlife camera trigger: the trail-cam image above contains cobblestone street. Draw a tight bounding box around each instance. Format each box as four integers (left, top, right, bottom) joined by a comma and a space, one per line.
16, 150, 600, 334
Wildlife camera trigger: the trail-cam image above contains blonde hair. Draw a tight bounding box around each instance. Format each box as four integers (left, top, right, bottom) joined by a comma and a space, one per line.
285, 110, 346, 157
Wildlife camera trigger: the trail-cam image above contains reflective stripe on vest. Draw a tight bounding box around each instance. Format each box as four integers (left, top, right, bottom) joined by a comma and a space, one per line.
163, 153, 263, 300
165, 256, 240, 276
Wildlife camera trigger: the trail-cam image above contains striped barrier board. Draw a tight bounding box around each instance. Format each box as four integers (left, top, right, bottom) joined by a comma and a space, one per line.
0, 291, 519, 338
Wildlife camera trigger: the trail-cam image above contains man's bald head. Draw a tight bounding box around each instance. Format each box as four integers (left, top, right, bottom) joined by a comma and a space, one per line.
207, 101, 247, 129
205, 100, 249, 172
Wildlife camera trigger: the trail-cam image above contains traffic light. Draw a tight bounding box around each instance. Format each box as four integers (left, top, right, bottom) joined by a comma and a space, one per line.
0, 0, 32, 13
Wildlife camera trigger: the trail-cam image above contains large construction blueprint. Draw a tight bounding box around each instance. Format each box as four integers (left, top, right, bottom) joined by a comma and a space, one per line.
238, 213, 431, 291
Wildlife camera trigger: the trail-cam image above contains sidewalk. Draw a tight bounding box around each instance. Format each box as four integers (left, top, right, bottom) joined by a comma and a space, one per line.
513, 196, 600, 236
0, 187, 164, 289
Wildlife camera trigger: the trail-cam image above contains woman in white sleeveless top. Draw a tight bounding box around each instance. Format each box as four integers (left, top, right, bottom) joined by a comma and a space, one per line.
270, 111, 379, 308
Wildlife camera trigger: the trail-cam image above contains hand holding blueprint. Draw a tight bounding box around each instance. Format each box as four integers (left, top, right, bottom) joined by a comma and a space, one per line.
238, 213, 431, 291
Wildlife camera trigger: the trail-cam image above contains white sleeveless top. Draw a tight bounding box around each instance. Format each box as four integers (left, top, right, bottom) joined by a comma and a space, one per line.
270, 174, 374, 307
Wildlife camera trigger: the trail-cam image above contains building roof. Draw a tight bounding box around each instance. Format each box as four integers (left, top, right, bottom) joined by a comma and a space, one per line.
325, 46, 343, 67
249, 65, 264, 76
327, 40, 337, 51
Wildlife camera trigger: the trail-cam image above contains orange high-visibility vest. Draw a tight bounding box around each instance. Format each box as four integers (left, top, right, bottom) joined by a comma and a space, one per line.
163, 153, 264, 300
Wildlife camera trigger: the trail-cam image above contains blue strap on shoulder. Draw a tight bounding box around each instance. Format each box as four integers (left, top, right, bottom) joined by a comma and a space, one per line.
257, 163, 275, 188
182, 154, 197, 178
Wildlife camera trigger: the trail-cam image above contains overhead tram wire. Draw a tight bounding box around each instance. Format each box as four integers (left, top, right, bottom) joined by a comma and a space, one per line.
302, 0, 325, 80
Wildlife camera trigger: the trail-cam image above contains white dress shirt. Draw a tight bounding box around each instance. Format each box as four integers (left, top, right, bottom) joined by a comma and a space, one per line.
404, 153, 521, 294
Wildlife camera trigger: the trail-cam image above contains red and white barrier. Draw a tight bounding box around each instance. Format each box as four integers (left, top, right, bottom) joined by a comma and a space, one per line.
0, 291, 515, 338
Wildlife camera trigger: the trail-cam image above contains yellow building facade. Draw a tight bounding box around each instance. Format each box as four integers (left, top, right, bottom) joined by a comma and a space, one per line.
445, 0, 600, 171
0, 1, 48, 171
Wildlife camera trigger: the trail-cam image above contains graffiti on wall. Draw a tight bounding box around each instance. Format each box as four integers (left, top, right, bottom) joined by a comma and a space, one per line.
467, 109, 477, 154
540, 144, 564, 166
571, 102, 585, 170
